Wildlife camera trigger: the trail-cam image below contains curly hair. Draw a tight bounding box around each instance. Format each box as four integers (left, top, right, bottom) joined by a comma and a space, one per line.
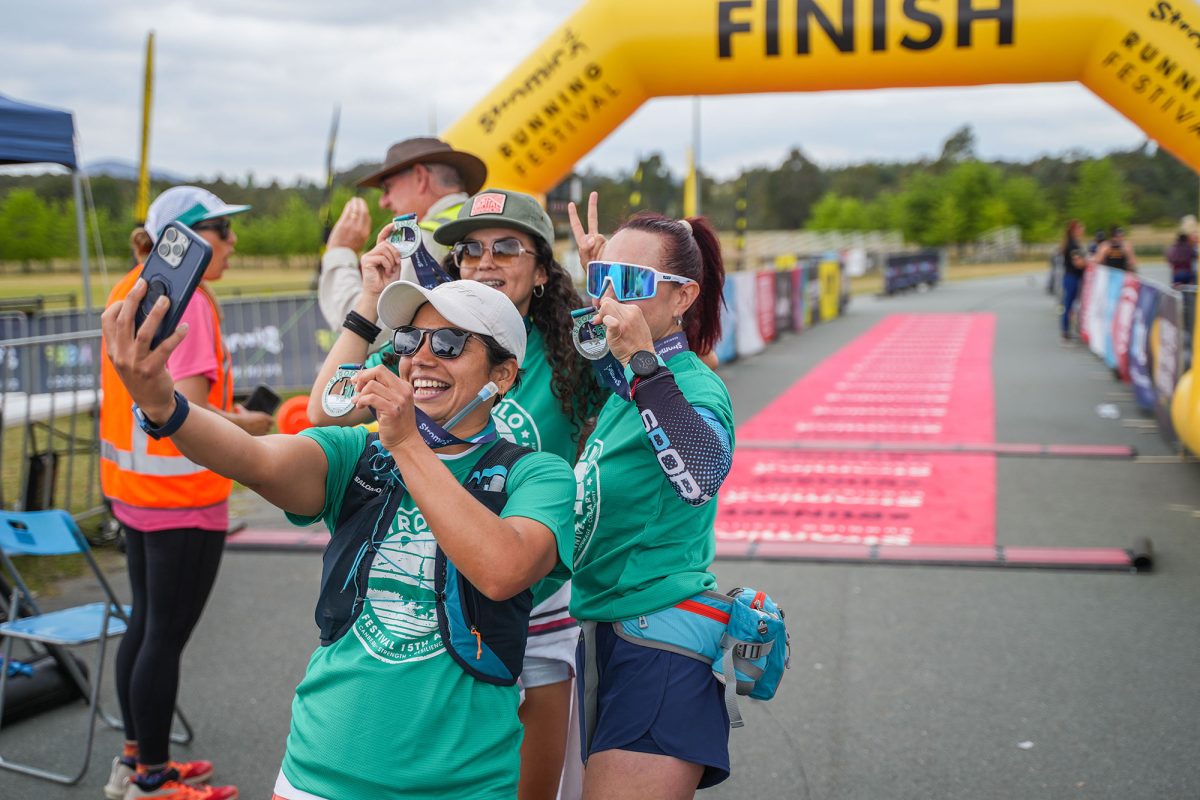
445, 239, 605, 430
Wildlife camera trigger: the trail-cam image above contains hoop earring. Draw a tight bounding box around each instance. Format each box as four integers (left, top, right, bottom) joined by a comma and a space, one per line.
533, 284, 545, 298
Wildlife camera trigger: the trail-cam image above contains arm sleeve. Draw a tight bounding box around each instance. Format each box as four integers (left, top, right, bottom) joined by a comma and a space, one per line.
631, 368, 733, 506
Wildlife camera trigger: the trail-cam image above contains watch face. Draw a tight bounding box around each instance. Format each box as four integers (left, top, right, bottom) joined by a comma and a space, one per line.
632, 350, 658, 376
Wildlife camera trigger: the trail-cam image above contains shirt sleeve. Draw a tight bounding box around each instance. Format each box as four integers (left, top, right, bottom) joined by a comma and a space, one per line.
501, 452, 577, 584
166, 291, 219, 384
285, 425, 370, 529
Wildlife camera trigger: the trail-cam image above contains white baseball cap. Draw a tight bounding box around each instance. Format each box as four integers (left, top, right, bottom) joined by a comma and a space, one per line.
377, 280, 526, 367
144, 186, 251, 242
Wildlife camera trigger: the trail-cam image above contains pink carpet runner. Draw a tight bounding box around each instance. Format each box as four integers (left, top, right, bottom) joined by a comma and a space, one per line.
716, 313, 997, 551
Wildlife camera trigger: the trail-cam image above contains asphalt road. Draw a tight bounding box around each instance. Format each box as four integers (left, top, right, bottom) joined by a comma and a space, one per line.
3, 270, 1198, 800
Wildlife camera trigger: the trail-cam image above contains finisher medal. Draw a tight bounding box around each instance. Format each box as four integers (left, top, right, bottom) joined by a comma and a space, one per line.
387, 214, 421, 258
571, 307, 610, 361
321, 363, 361, 417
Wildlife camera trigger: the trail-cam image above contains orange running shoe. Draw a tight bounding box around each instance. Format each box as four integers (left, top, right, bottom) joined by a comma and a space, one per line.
106, 758, 216, 799
123, 767, 237, 800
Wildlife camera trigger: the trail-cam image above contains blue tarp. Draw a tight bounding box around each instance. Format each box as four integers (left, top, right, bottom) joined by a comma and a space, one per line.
0, 94, 77, 170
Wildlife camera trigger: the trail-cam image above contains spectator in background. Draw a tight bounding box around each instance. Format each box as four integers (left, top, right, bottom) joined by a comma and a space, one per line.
1060, 219, 1087, 341
317, 138, 486, 346
1094, 225, 1137, 272
101, 187, 273, 800
1169, 217, 1198, 287
1088, 230, 1107, 257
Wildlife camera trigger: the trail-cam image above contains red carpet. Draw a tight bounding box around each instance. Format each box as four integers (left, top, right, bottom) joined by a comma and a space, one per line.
717, 314, 998, 550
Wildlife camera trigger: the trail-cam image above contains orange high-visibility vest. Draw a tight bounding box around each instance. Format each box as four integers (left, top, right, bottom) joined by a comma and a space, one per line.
100, 268, 233, 509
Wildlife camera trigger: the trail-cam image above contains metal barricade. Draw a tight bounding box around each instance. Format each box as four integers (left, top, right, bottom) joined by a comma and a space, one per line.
0, 319, 105, 525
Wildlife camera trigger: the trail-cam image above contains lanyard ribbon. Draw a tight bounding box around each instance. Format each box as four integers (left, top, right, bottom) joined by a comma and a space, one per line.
589, 330, 690, 401
411, 241, 453, 289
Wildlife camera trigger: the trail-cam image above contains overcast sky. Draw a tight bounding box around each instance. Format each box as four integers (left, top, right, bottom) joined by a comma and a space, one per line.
3, 1, 1149, 184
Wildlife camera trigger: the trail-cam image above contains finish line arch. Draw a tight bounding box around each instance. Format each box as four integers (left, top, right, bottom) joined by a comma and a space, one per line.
443, 0, 1200, 195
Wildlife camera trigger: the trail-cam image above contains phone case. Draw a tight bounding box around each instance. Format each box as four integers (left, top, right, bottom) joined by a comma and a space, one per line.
243, 385, 281, 415
135, 222, 214, 349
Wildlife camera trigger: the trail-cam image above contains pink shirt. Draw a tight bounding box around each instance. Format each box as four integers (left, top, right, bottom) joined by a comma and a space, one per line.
111, 290, 229, 533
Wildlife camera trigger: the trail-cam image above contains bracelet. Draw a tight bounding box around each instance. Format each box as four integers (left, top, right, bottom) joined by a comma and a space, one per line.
343, 310, 381, 344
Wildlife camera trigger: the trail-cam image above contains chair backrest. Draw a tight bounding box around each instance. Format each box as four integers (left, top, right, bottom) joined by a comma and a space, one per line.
0, 510, 85, 557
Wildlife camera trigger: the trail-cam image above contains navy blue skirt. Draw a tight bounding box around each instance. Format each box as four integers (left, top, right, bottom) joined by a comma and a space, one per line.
577, 621, 731, 789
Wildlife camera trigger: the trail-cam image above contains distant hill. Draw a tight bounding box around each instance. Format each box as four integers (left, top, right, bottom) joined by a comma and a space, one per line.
84, 159, 189, 183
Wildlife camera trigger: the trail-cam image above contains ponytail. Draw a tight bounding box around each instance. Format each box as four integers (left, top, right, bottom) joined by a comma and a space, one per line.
616, 212, 726, 355
129, 226, 153, 263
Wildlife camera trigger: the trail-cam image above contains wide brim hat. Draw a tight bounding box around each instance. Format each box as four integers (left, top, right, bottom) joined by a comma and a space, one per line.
377, 279, 526, 367
356, 137, 487, 195
433, 189, 554, 248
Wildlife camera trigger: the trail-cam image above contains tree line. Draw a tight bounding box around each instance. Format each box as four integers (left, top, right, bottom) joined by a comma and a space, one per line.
0, 125, 1192, 265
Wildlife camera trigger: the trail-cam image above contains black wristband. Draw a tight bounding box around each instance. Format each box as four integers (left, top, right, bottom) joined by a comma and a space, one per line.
343, 310, 381, 344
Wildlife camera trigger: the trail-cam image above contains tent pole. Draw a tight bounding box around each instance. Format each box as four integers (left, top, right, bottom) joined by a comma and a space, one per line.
73, 170, 94, 319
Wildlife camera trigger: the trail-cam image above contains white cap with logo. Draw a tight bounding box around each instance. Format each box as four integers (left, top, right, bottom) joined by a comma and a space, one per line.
144, 186, 251, 242
376, 280, 527, 367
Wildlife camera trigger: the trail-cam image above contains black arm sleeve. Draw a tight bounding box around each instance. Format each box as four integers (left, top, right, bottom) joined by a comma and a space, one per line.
632, 367, 733, 506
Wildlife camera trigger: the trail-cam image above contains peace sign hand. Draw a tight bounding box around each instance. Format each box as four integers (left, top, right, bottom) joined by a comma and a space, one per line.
567, 191, 607, 266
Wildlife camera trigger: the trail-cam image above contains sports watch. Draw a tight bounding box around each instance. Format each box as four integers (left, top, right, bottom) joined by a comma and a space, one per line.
133, 391, 190, 440
629, 349, 661, 378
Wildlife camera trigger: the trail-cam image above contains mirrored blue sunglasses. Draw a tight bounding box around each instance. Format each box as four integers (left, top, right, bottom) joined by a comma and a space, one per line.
586, 261, 696, 301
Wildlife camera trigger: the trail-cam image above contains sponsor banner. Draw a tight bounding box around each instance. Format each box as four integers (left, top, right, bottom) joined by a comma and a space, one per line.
221, 295, 328, 392
714, 276, 738, 364
1078, 266, 1095, 346
1112, 273, 1141, 382
1130, 283, 1159, 411
733, 271, 764, 358
755, 270, 777, 344
774, 269, 793, 335
1154, 292, 1182, 442
818, 258, 842, 322
790, 262, 806, 332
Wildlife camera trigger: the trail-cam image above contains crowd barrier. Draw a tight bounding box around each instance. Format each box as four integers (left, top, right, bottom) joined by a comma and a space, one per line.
1076, 266, 1197, 453
717, 255, 848, 366
883, 251, 943, 296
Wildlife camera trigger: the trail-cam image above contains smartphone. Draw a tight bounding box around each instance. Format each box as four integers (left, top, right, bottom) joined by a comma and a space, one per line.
242, 384, 281, 415
134, 221, 213, 349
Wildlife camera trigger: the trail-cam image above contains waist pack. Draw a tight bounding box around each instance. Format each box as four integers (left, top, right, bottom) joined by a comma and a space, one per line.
611, 587, 790, 728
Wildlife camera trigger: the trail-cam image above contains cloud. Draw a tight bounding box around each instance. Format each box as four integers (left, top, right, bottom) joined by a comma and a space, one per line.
2, 1, 1147, 184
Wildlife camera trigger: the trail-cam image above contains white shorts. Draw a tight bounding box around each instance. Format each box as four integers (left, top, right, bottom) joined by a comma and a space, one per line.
521, 581, 578, 689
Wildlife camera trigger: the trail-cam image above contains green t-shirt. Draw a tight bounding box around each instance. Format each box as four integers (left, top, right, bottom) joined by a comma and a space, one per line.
366, 324, 584, 606
570, 351, 735, 622
281, 425, 576, 800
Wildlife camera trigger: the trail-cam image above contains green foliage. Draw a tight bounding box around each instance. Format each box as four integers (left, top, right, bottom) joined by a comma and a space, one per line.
1067, 159, 1134, 233
0, 125, 1194, 261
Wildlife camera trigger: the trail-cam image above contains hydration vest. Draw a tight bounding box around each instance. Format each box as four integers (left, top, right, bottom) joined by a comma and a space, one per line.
314, 434, 534, 685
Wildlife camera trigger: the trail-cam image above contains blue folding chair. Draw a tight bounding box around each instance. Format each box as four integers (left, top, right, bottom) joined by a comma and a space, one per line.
0, 509, 192, 784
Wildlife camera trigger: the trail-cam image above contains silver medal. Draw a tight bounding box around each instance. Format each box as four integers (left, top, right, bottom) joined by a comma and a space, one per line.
387, 214, 421, 258
571, 308, 610, 361
321, 363, 360, 417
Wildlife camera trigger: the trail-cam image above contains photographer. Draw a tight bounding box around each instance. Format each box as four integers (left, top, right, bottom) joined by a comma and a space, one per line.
103, 277, 576, 800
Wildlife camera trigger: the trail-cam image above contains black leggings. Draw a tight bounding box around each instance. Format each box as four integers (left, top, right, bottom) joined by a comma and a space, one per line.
115, 526, 226, 765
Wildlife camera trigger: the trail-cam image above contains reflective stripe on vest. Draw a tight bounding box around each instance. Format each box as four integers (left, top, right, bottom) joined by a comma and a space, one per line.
99, 268, 233, 509
417, 203, 463, 233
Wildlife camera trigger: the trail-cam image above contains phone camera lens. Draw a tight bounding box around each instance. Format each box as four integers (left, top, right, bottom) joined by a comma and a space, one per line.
157, 243, 171, 258
171, 243, 184, 257
163, 228, 178, 243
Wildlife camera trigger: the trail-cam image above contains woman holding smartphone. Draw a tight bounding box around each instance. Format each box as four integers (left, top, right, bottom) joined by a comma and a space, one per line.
101, 187, 272, 800
567, 194, 736, 799
308, 189, 604, 799
105, 276, 576, 800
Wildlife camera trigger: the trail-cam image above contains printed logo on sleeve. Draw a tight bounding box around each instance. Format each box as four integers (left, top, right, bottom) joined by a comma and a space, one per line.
573, 439, 604, 567
470, 193, 507, 216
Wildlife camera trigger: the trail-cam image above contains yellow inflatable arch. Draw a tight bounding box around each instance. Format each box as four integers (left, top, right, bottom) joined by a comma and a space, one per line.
443, 0, 1200, 195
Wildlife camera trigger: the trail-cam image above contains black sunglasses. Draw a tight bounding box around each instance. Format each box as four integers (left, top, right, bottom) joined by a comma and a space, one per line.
192, 217, 232, 240
452, 237, 530, 268
392, 326, 479, 360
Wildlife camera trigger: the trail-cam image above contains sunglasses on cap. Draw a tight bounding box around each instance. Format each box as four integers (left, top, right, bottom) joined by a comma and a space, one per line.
392, 326, 481, 360
452, 237, 531, 269
191, 218, 232, 240
586, 261, 696, 302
